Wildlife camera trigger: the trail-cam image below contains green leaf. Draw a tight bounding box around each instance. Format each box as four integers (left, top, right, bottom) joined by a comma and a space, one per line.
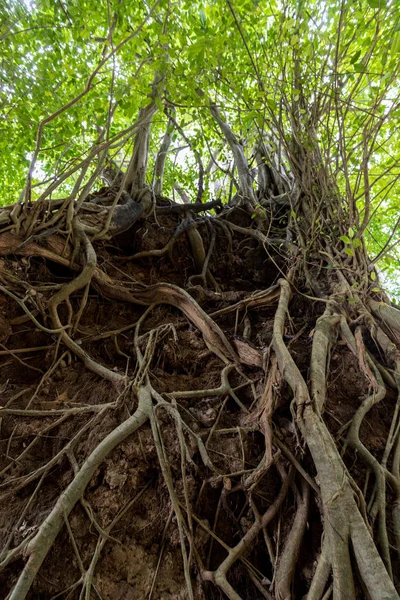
187, 38, 206, 59
371, 287, 381, 292
340, 235, 351, 244
350, 50, 361, 65
345, 247, 355, 256
155, 96, 164, 112
0, 0, 399, 305
367, 0, 386, 7
391, 32, 400, 55
370, 272, 376, 281
199, 9, 207, 29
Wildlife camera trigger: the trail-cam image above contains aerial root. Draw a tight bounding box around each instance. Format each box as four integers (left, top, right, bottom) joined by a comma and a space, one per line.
77, 481, 153, 600
339, 318, 400, 567
169, 363, 253, 413
145, 390, 195, 600
7, 387, 149, 600
273, 278, 399, 600
188, 221, 220, 291
307, 535, 331, 600
0, 230, 240, 372
275, 478, 310, 600
202, 464, 293, 600
2, 207, 400, 600
0, 404, 112, 502
122, 214, 208, 266
48, 219, 125, 385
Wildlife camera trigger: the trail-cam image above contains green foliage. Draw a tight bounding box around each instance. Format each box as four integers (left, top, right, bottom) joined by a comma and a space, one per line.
1, 0, 399, 296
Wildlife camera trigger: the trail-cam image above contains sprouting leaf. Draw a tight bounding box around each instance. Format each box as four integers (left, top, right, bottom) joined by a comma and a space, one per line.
290, 210, 297, 218
340, 235, 351, 244
348, 227, 354, 239
371, 272, 376, 281
352, 238, 361, 248
371, 287, 381, 292
345, 247, 355, 256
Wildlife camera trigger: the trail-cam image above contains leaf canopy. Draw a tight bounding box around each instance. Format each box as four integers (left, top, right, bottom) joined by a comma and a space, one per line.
1, 0, 400, 295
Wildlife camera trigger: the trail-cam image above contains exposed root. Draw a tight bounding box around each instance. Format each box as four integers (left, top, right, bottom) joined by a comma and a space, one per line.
7, 386, 148, 600
1, 187, 400, 600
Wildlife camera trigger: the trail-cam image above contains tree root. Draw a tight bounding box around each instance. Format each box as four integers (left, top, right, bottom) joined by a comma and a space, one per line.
273, 279, 399, 600
7, 387, 149, 600
275, 479, 310, 600
202, 464, 293, 600
1, 194, 400, 600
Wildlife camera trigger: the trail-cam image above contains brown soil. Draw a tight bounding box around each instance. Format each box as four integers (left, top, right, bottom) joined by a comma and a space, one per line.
0, 204, 391, 599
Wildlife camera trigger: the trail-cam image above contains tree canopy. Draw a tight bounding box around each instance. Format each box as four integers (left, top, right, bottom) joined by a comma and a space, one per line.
1, 0, 400, 294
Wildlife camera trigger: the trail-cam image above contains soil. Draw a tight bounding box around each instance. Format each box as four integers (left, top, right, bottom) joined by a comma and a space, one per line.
0, 203, 391, 599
